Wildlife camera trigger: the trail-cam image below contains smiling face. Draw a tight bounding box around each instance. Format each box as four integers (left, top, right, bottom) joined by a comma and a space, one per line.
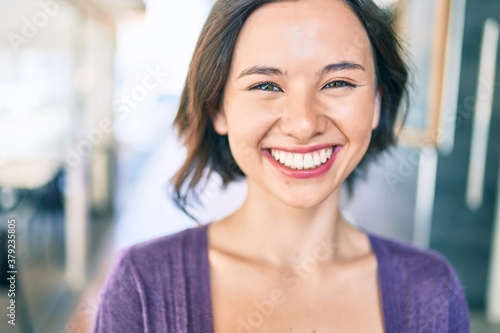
213, 0, 381, 209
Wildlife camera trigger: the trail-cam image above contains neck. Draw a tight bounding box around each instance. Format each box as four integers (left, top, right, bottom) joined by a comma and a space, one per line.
214, 180, 349, 267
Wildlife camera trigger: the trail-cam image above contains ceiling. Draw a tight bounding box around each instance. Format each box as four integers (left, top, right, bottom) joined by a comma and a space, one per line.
0, 0, 145, 50
0, 0, 145, 31
84, 0, 145, 18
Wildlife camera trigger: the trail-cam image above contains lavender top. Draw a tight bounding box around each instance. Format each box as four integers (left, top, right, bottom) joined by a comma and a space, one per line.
94, 225, 470, 332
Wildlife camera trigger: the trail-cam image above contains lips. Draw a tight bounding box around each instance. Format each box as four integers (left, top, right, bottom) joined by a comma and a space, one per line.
263, 145, 341, 179
270, 147, 333, 170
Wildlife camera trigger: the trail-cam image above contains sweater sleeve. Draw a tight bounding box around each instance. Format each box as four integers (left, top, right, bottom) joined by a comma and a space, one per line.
93, 249, 145, 333
446, 266, 470, 332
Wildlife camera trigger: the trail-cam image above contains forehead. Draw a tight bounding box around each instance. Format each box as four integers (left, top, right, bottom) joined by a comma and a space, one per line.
231, 0, 374, 74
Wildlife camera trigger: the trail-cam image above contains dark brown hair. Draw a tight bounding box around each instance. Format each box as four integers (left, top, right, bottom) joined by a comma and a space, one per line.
172, 0, 408, 215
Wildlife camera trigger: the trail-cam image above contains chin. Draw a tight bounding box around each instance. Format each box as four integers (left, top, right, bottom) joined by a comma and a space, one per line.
278, 189, 336, 210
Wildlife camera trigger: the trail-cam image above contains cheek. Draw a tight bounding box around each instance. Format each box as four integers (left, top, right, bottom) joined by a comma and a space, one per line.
331, 97, 376, 143
224, 99, 278, 142
223, 103, 276, 167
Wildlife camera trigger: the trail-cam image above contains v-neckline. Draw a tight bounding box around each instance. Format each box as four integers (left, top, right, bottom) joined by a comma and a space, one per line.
196, 224, 392, 333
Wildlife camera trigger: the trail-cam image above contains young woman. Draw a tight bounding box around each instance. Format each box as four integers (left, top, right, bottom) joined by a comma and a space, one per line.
94, 0, 470, 332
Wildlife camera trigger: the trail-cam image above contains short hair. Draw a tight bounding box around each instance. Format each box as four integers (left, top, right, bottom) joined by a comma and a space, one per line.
172, 0, 409, 215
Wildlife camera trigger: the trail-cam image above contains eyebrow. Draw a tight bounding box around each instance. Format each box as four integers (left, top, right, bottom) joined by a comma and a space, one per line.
237, 61, 366, 79
238, 65, 286, 79
319, 61, 366, 75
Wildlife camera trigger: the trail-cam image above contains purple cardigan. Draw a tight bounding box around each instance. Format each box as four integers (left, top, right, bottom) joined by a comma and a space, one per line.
94, 225, 470, 332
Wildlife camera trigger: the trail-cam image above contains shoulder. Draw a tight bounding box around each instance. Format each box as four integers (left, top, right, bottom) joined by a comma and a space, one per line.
99, 225, 208, 293
95, 226, 208, 331
369, 233, 470, 331
368, 232, 459, 285
125, 225, 206, 261
114, 225, 208, 278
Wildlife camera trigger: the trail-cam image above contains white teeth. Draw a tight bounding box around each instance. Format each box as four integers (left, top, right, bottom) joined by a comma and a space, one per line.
279, 151, 286, 164
320, 149, 327, 163
293, 154, 303, 170
303, 153, 314, 169
270, 147, 335, 170
313, 153, 321, 166
285, 153, 294, 167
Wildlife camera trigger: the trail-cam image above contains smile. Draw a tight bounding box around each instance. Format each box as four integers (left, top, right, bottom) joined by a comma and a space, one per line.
270, 147, 333, 170
263, 145, 341, 179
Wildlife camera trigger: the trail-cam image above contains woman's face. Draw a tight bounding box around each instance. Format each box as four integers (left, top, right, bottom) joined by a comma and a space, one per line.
213, 0, 380, 208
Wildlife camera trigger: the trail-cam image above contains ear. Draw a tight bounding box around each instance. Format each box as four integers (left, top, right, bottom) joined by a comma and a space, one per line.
212, 108, 228, 135
372, 88, 382, 130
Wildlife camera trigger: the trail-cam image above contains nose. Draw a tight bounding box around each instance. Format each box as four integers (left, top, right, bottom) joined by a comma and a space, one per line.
279, 91, 327, 142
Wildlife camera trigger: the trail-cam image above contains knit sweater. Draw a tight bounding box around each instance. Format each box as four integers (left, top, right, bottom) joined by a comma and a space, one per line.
94, 225, 470, 332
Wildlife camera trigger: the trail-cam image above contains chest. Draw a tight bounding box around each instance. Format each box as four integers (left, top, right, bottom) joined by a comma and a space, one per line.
209, 258, 384, 333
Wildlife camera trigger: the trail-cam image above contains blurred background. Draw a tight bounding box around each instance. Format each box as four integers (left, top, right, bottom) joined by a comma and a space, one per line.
0, 0, 499, 332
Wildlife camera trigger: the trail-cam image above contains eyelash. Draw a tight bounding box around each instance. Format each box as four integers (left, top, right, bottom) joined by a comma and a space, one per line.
249, 81, 282, 92
249, 80, 357, 92
322, 80, 358, 89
